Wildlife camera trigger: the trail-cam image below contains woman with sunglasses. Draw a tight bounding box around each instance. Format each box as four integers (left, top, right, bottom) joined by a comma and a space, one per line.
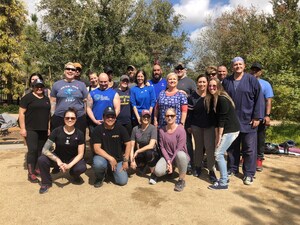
19, 79, 51, 183
154, 73, 187, 128
154, 108, 190, 192
186, 74, 217, 183
130, 110, 159, 184
38, 108, 87, 194
23, 73, 51, 97
206, 78, 240, 190
50, 62, 88, 136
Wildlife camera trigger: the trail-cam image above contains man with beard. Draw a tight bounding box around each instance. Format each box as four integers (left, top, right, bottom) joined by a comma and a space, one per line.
127, 65, 137, 88
148, 63, 167, 101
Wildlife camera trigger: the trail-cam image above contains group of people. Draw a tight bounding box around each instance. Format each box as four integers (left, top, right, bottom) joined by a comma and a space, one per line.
18, 57, 273, 194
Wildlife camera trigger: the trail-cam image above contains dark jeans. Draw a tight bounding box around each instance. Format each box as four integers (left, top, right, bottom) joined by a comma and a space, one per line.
186, 129, 194, 167
51, 114, 87, 140
38, 155, 87, 185
26, 130, 48, 166
227, 132, 257, 177
257, 123, 266, 160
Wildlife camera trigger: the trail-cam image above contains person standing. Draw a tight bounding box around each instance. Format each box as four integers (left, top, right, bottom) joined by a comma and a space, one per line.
86, 73, 120, 132
222, 57, 264, 185
104, 66, 119, 89
205, 66, 218, 79
148, 64, 167, 101
38, 108, 86, 194
217, 65, 228, 82
206, 78, 240, 190
87, 71, 99, 92
115, 75, 132, 135
23, 73, 51, 97
92, 107, 131, 188
50, 62, 88, 136
19, 79, 51, 183
250, 62, 274, 172
127, 65, 137, 88
130, 70, 156, 127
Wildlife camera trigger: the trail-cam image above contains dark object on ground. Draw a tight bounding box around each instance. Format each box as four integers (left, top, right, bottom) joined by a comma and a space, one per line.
264, 143, 280, 154
279, 140, 296, 155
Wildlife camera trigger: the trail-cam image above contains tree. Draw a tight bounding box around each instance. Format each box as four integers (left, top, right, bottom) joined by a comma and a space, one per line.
0, 0, 27, 102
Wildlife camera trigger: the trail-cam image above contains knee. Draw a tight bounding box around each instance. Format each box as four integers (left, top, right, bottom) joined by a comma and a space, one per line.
176, 151, 187, 161
116, 176, 128, 186
38, 155, 50, 166
93, 155, 107, 170
154, 167, 165, 177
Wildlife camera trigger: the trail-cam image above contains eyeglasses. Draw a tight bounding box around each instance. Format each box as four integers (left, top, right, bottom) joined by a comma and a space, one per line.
65, 68, 76, 71
142, 115, 151, 119
121, 80, 129, 83
165, 115, 176, 118
64, 117, 76, 121
210, 73, 217, 76
209, 85, 217, 88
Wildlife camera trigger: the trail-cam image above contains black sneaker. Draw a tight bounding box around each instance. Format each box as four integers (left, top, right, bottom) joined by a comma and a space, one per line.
227, 170, 237, 177
94, 177, 104, 188
208, 181, 228, 190
149, 173, 157, 185
193, 167, 201, 177
186, 164, 193, 175
39, 185, 51, 194
209, 170, 218, 183
72, 175, 84, 185
174, 179, 186, 192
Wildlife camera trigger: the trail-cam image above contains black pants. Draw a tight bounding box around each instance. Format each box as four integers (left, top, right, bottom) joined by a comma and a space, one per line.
257, 123, 266, 160
135, 149, 160, 168
26, 130, 48, 166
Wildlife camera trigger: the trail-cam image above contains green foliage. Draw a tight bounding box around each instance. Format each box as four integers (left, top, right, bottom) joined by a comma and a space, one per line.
266, 123, 300, 147
0, 104, 19, 114
0, 0, 27, 100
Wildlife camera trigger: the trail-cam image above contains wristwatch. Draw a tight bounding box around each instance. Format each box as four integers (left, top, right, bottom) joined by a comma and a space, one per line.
123, 157, 129, 162
265, 114, 271, 117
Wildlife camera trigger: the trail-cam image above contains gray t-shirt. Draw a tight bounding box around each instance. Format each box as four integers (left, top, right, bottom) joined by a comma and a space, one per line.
131, 124, 157, 149
177, 76, 197, 96
51, 79, 88, 117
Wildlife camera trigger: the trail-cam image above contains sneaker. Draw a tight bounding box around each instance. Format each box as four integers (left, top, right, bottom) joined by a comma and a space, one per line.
256, 159, 263, 172
39, 185, 51, 194
51, 167, 60, 174
94, 177, 104, 188
174, 179, 186, 192
28, 173, 39, 183
243, 176, 253, 185
186, 164, 193, 175
209, 170, 218, 183
227, 170, 237, 177
192, 167, 201, 177
72, 175, 84, 185
208, 181, 228, 190
149, 173, 157, 185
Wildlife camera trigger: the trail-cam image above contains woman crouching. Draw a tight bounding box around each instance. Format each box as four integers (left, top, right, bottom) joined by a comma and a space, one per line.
154, 108, 190, 192
38, 108, 87, 194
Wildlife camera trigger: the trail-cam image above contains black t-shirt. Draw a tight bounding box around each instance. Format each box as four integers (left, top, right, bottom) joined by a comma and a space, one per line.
19, 92, 50, 131
115, 88, 131, 124
91, 123, 130, 162
49, 126, 84, 162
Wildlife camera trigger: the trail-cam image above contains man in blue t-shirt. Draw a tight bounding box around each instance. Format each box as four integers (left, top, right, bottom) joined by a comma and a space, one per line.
250, 62, 274, 172
148, 64, 167, 101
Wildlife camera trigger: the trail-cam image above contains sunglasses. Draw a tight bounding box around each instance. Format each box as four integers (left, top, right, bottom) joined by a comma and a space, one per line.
106, 115, 116, 119
210, 73, 217, 76
142, 115, 151, 119
209, 85, 217, 88
65, 68, 76, 71
165, 115, 176, 118
64, 117, 76, 121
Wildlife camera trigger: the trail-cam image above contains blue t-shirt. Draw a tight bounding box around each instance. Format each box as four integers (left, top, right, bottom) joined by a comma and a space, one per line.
51, 79, 88, 117
90, 88, 117, 120
148, 78, 167, 101
130, 85, 156, 117
258, 79, 274, 99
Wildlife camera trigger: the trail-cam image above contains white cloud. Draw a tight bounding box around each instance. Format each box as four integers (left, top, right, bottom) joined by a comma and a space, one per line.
22, 0, 40, 15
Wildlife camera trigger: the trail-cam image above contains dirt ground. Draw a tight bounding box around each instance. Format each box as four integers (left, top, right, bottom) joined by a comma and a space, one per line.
0, 143, 299, 225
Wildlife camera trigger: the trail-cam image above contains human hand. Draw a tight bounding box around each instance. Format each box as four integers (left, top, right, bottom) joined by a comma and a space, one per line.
250, 119, 260, 128
109, 157, 118, 171
20, 128, 27, 137
120, 161, 129, 172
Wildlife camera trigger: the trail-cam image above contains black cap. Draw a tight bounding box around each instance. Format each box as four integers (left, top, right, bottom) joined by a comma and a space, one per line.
175, 63, 185, 70
250, 62, 263, 70
104, 66, 113, 74
32, 79, 45, 87
103, 106, 116, 117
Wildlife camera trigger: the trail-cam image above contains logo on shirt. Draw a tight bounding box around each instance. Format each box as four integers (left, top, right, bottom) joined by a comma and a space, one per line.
64, 88, 76, 102
112, 135, 119, 138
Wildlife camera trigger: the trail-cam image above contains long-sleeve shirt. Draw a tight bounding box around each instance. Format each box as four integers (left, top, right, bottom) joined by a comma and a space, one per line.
159, 125, 190, 163
130, 85, 156, 116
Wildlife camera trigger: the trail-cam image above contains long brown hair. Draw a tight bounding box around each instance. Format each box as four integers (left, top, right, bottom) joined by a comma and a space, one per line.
205, 77, 235, 113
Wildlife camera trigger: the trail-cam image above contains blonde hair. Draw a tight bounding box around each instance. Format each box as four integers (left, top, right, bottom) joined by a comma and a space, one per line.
165, 107, 176, 116
166, 72, 178, 80
64, 62, 75, 68
205, 77, 235, 113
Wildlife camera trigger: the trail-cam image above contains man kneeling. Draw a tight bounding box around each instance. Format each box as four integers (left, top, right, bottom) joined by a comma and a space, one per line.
92, 107, 131, 188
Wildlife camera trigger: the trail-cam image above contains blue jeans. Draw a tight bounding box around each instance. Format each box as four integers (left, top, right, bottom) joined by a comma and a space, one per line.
215, 131, 239, 185
93, 155, 128, 186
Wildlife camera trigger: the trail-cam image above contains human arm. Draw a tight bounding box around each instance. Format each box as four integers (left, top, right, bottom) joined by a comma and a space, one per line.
121, 141, 131, 171
133, 139, 156, 159
264, 98, 272, 126
50, 97, 56, 116
18, 107, 27, 137
86, 93, 101, 125
61, 143, 84, 172
113, 93, 121, 117
94, 143, 118, 171
132, 106, 140, 124
170, 126, 187, 162
153, 103, 159, 127
130, 140, 137, 169
42, 139, 66, 172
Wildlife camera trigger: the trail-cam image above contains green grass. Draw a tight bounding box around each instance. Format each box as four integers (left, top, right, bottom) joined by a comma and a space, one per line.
0, 105, 19, 114
266, 123, 300, 147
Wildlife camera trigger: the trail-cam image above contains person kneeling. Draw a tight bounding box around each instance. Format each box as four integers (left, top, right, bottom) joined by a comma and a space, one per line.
153, 108, 190, 192
38, 108, 87, 194
92, 107, 131, 188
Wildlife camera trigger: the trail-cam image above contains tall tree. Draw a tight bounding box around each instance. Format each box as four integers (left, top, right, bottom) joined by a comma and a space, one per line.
0, 0, 27, 102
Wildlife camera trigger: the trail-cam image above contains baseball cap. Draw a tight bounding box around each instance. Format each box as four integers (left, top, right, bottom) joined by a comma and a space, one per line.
32, 79, 45, 87
103, 106, 116, 117
250, 62, 263, 70
104, 66, 113, 74
175, 63, 185, 70
141, 110, 151, 117
73, 62, 82, 69
127, 65, 136, 71
120, 75, 130, 81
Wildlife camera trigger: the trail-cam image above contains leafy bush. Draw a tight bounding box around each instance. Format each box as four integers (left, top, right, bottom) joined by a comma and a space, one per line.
0, 105, 19, 114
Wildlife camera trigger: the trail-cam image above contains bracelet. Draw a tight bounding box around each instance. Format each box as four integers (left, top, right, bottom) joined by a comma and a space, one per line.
123, 157, 129, 162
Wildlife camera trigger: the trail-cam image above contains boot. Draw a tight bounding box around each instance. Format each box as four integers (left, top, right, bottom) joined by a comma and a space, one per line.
28, 164, 39, 183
